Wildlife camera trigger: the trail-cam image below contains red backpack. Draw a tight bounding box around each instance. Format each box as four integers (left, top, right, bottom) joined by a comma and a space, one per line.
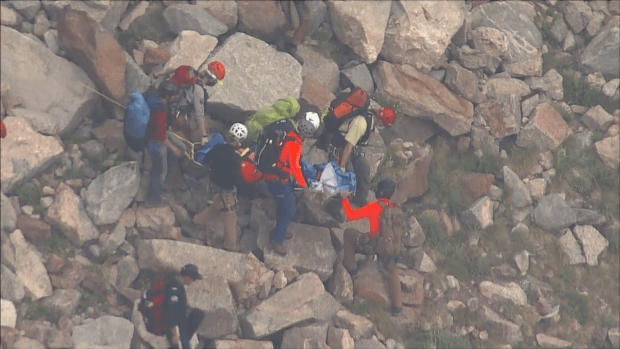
170, 65, 197, 87
138, 277, 169, 336
328, 87, 370, 122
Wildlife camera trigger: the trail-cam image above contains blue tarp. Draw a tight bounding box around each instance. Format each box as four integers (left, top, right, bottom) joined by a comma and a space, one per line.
194, 132, 226, 164
301, 159, 356, 193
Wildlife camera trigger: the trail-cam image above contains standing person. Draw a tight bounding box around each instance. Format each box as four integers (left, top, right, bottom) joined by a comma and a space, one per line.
341, 178, 404, 315
263, 112, 320, 255
144, 80, 186, 208
201, 123, 248, 251
164, 264, 205, 349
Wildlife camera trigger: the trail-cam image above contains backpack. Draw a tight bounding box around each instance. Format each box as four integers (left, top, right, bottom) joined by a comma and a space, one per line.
138, 277, 170, 336
323, 87, 370, 126
254, 119, 295, 178
123, 90, 152, 153
376, 203, 405, 259
171, 65, 197, 87
246, 97, 300, 143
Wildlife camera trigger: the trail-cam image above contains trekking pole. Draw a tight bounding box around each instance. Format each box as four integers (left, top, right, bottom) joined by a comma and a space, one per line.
75, 80, 127, 109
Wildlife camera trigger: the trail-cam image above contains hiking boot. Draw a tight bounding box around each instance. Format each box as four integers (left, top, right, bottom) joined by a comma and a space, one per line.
325, 199, 344, 223
285, 232, 293, 240
270, 238, 287, 256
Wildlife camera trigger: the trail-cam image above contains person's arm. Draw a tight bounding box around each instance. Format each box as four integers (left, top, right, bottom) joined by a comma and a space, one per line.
339, 142, 354, 171
288, 142, 307, 188
193, 84, 207, 137
342, 199, 379, 221
340, 116, 367, 171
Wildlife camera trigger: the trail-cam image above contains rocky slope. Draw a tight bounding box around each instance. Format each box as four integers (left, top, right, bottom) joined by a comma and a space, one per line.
1, 1, 619, 348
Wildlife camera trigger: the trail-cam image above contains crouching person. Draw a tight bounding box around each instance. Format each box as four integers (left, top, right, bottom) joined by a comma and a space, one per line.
341, 178, 404, 315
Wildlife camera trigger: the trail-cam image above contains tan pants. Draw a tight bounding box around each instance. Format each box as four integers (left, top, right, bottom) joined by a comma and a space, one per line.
203, 186, 238, 251
343, 228, 402, 310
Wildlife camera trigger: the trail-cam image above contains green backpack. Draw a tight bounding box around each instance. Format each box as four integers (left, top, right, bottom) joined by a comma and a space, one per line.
246, 97, 300, 143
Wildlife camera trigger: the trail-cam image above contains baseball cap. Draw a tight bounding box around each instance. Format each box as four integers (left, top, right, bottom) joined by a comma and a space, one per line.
180, 264, 202, 280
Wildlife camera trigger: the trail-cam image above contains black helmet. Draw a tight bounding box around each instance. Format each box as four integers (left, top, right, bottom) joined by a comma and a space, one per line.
375, 178, 396, 199
158, 79, 178, 97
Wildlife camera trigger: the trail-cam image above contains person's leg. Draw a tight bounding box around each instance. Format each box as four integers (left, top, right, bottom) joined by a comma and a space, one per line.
343, 228, 364, 273
386, 261, 403, 314
266, 181, 296, 244
351, 151, 370, 207
221, 191, 239, 251
186, 309, 205, 340
146, 145, 166, 205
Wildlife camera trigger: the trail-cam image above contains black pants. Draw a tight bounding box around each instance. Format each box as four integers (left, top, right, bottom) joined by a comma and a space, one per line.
350, 150, 370, 207
167, 309, 204, 349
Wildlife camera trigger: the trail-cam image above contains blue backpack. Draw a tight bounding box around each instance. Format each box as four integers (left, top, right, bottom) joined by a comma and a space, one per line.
124, 90, 155, 153
195, 132, 226, 164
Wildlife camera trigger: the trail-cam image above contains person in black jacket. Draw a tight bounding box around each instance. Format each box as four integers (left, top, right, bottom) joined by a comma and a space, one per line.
165, 264, 204, 349
201, 123, 247, 251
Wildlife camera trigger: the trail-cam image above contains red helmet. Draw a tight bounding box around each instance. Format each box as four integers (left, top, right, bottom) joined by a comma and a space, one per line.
240, 159, 262, 183
377, 107, 395, 127
208, 61, 225, 81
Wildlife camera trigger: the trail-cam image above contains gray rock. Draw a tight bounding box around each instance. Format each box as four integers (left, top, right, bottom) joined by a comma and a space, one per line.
335, 309, 374, 340
308, 291, 347, 326
470, 125, 500, 155
42, 289, 81, 317
480, 305, 523, 345
586, 11, 605, 36
594, 136, 620, 168
502, 166, 532, 208
514, 250, 529, 275
84, 162, 140, 226
72, 315, 134, 349
391, 143, 433, 205
536, 333, 571, 348
609, 327, 620, 349
328, 1, 391, 64
102, 223, 126, 253
467, 2, 543, 77
427, 69, 446, 83
12, 337, 45, 349
163, 30, 218, 75
281, 322, 329, 349
568, 130, 593, 151
135, 206, 175, 236
45, 183, 99, 246
187, 276, 238, 339
9, 0, 40, 20
381, 1, 465, 72
580, 17, 620, 78
550, 17, 569, 43
581, 105, 613, 131
328, 327, 355, 349
327, 262, 353, 303
521, 94, 540, 118
355, 336, 387, 349
203, 33, 302, 122
485, 78, 531, 100
259, 222, 336, 282
526, 69, 564, 101
297, 44, 340, 94
573, 225, 608, 266
414, 250, 437, 273
1, 27, 98, 136
1, 264, 25, 302
123, 52, 150, 106
563, 0, 593, 34
341, 64, 375, 94
516, 103, 572, 151
479, 281, 527, 306
195, 1, 237, 31
9, 230, 53, 300
43, 29, 60, 56
404, 216, 426, 248
461, 196, 494, 229
475, 95, 521, 139
1, 192, 17, 232
444, 61, 486, 104
602, 78, 620, 97
1, 299, 16, 328
573, 208, 606, 227
240, 273, 325, 339
532, 193, 577, 231
213, 339, 274, 349
114, 255, 139, 290
163, 3, 227, 37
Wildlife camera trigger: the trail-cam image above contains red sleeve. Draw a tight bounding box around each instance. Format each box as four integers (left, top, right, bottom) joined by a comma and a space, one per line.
342, 199, 380, 221
288, 142, 307, 187
147, 111, 167, 142
0, 120, 6, 138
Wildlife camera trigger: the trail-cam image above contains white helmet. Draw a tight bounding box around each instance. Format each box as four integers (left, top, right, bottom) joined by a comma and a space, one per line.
229, 123, 248, 142
297, 112, 320, 137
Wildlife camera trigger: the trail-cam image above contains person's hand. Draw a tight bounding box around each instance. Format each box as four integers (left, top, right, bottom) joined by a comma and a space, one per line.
171, 326, 180, 346
339, 190, 351, 199
340, 165, 346, 173
172, 147, 183, 158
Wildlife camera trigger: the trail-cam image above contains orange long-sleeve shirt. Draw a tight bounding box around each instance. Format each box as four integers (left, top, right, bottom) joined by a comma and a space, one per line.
342, 198, 393, 238
263, 131, 307, 187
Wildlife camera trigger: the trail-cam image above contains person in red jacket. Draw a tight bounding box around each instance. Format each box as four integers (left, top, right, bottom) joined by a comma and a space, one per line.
341, 178, 404, 315
264, 111, 320, 256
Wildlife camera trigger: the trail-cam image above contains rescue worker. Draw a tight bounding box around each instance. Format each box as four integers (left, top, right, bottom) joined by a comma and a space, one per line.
263, 112, 320, 256
324, 105, 396, 210
341, 178, 404, 315
144, 80, 186, 208
201, 123, 248, 251
165, 264, 205, 349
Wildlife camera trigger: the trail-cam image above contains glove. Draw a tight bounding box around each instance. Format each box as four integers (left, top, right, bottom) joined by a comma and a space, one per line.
340, 166, 346, 173
201, 136, 209, 145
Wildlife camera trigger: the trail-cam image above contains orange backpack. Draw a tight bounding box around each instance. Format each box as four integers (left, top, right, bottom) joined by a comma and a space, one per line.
170, 65, 197, 87
329, 87, 370, 121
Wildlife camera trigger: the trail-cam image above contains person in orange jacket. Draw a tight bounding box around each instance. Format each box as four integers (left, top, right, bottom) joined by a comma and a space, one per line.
263, 111, 320, 256
341, 178, 404, 315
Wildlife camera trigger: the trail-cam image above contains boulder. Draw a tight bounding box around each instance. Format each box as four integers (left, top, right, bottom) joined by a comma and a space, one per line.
468, 2, 543, 77
516, 103, 572, 151
403, 216, 426, 248
57, 260, 85, 290
7, 108, 60, 136
480, 305, 523, 345
42, 0, 129, 34
532, 193, 577, 231
281, 322, 329, 349
1, 192, 17, 232
378, 115, 440, 146
475, 95, 521, 139
17, 215, 52, 243
550, 17, 569, 43
9, 230, 52, 300
355, 337, 387, 349
485, 78, 531, 100
1, 299, 17, 328
328, 1, 391, 64
12, 337, 45, 349
328, 327, 355, 349
187, 276, 238, 339
195, 1, 238, 31
381, 1, 464, 72
594, 136, 620, 168
240, 273, 325, 339
84, 162, 140, 225
45, 183, 99, 246
91, 119, 125, 153
334, 309, 374, 340
300, 77, 336, 115
327, 262, 354, 303
214, 339, 274, 349
536, 333, 571, 348
580, 16, 620, 78
57, 8, 126, 101
297, 44, 340, 94
341, 64, 375, 94
373, 61, 473, 136
236, 0, 286, 41
202, 33, 302, 122
609, 328, 620, 349
111, 255, 140, 290
563, 0, 593, 34
573, 225, 608, 266
135, 206, 175, 234
573, 208, 606, 227
260, 222, 337, 282
118, 1, 149, 31
1, 5, 22, 28
163, 3, 227, 37
602, 78, 620, 98
460, 196, 494, 229
444, 61, 486, 104
581, 105, 613, 131
400, 269, 425, 306
123, 51, 150, 105
586, 11, 605, 36
42, 289, 81, 317
72, 315, 134, 349
308, 291, 346, 326
391, 143, 433, 205
414, 250, 437, 273
1, 264, 25, 302
502, 166, 532, 208
353, 260, 390, 306
525, 69, 564, 101
462, 173, 495, 200
526, 178, 547, 202
479, 281, 527, 306
9, 0, 41, 21
164, 31, 218, 74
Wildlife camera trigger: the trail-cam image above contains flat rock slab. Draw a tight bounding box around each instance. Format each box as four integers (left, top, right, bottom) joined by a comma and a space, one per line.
203, 33, 302, 123
240, 272, 325, 339
187, 276, 238, 339
532, 193, 576, 231
45, 183, 99, 247
0, 117, 64, 194
72, 315, 134, 349
516, 103, 572, 151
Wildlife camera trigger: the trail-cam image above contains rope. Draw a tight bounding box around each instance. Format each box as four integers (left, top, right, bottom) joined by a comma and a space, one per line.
76, 80, 127, 109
